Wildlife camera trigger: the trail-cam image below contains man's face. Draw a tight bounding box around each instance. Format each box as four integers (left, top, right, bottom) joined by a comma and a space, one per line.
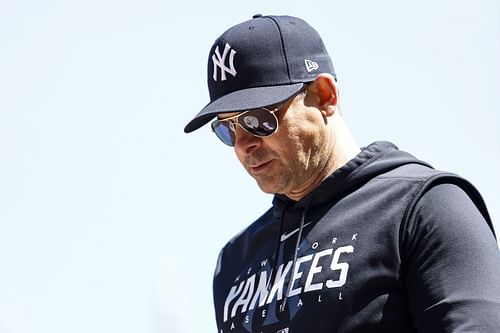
231, 90, 331, 198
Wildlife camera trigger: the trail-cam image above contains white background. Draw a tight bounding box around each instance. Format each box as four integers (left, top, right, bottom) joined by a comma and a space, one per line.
1, 0, 499, 332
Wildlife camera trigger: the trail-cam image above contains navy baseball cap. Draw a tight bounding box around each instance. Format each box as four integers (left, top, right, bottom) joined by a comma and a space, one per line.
184, 14, 336, 133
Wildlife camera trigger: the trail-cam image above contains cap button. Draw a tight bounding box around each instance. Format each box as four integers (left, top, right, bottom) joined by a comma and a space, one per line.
252, 13, 263, 18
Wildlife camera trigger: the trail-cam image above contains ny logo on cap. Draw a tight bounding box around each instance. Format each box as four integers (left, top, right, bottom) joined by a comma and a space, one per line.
212, 43, 237, 82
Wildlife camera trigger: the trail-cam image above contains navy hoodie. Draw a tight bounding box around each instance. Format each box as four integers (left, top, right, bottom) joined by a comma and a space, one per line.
213, 141, 500, 332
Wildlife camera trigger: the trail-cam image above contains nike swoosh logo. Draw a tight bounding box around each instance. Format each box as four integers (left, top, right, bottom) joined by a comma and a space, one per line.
280, 222, 312, 242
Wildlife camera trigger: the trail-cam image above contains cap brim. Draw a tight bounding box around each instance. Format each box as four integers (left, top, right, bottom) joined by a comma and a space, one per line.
184, 83, 305, 133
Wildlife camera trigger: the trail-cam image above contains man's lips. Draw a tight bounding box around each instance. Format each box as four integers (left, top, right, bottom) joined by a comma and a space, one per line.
248, 160, 273, 174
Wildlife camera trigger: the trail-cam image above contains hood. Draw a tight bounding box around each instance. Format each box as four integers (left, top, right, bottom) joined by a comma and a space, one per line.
273, 141, 432, 210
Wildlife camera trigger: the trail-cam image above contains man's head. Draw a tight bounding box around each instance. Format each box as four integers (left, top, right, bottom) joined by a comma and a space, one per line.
185, 14, 356, 200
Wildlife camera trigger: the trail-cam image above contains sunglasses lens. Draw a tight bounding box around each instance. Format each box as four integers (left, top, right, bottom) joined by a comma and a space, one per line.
211, 108, 278, 146
240, 109, 278, 136
211, 121, 235, 146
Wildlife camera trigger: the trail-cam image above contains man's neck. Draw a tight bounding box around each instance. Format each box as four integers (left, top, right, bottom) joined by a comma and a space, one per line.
284, 116, 360, 202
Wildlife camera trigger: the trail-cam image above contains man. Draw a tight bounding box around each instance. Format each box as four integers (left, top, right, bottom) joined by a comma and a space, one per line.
184, 14, 500, 332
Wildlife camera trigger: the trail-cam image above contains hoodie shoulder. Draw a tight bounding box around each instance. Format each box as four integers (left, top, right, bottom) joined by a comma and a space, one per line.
214, 207, 276, 276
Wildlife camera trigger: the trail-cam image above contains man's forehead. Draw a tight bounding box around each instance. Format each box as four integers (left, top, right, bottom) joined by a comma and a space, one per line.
216, 111, 242, 120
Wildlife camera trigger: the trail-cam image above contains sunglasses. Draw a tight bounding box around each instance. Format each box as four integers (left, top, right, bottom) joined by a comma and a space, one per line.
211, 105, 282, 146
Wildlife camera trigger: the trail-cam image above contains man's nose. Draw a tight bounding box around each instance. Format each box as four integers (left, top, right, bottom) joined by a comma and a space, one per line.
234, 126, 262, 155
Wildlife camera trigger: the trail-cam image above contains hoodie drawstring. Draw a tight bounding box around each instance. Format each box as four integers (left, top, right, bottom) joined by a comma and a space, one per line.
281, 200, 311, 308
267, 202, 290, 294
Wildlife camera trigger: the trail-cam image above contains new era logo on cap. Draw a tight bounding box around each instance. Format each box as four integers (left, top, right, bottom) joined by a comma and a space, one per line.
304, 59, 319, 72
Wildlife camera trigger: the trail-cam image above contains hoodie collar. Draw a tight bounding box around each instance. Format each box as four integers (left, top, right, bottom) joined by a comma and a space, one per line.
273, 141, 432, 210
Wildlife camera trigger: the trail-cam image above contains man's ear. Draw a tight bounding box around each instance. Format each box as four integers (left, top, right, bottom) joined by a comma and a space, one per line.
308, 73, 338, 117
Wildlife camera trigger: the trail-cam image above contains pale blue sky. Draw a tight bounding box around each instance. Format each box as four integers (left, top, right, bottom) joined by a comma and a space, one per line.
1, 0, 499, 332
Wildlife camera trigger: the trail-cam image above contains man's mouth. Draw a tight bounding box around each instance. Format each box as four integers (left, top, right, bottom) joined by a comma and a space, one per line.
248, 160, 273, 175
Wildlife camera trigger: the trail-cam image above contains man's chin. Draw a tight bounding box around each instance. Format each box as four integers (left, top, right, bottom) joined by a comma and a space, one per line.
254, 179, 282, 195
